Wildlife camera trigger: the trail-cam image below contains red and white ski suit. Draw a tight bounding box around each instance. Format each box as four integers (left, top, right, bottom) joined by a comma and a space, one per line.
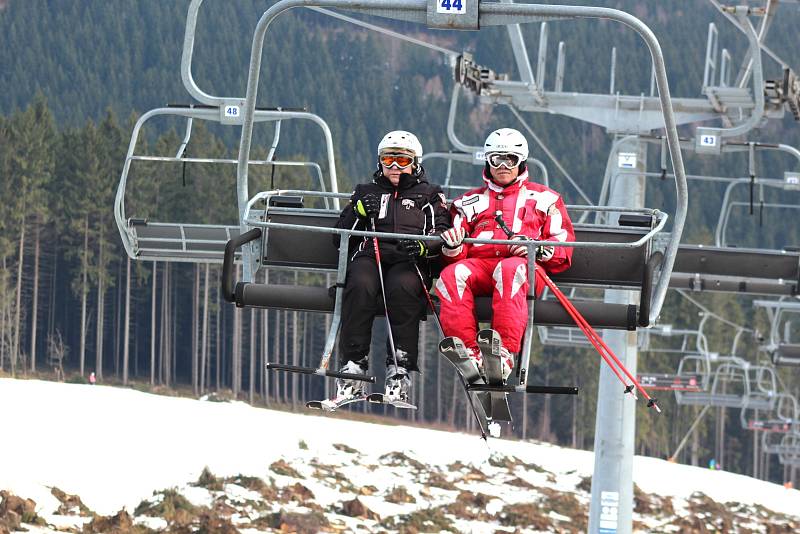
436, 169, 575, 352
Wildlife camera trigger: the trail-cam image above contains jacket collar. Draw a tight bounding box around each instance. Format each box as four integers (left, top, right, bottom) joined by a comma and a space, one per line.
482, 168, 529, 192
373, 166, 426, 190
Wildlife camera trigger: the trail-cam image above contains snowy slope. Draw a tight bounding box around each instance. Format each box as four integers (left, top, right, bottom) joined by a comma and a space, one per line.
1, 378, 798, 533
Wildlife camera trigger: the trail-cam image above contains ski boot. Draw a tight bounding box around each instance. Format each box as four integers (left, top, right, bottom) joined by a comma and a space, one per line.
334, 359, 368, 399
463, 346, 485, 379
384, 364, 411, 403
499, 346, 515, 382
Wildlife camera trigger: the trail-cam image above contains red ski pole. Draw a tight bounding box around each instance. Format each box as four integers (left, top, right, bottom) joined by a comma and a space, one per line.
537, 269, 635, 395
537, 268, 660, 412
537, 271, 633, 390
492, 213, 659, 412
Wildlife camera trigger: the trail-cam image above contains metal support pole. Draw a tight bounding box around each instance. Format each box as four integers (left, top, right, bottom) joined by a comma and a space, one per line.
589, 137, 646, 534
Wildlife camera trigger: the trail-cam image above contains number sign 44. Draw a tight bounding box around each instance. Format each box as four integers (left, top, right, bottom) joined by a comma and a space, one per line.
438, 0, 466, 14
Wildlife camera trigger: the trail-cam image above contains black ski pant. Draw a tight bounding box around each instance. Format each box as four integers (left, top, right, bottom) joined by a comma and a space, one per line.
339, 255, 429, 372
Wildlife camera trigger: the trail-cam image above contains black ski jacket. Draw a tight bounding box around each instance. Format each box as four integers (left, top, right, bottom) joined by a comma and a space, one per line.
334, 168, 451, 268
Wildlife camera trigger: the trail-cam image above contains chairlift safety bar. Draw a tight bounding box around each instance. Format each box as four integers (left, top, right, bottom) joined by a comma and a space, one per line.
242, 189, 667, 251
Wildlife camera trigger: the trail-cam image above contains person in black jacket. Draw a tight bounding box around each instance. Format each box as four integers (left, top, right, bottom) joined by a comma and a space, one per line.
333, 130, 450, 403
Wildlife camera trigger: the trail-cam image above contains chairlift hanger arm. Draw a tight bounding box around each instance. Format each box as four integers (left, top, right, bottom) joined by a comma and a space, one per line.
707, 0, 791, 71
722, 0, 778, 88
706, 6, 766, 138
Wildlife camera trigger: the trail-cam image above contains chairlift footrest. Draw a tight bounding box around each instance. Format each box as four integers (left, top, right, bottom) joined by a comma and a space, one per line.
265, 363, 376, 383
467, 384, 579, 395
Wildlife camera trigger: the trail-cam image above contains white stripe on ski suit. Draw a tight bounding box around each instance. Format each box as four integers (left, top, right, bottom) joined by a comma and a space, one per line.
454, 263, 472, 299
435, 264, 472, 302
492, 261, 528, 299
435, 278, 452, 303
511, 262, 527, 298
493, 262, 503, 297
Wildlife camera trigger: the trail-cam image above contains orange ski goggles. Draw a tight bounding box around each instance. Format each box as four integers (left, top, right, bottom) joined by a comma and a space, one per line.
379, 153, 415, 169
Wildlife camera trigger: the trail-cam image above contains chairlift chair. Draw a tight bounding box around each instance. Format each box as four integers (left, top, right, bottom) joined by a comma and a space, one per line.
776, 432, 800, 466
638, 325, 711, 392
741, 392, 798, 432
674, 355, 777, 409
221, 0, 692, 429
754, 299, 800, 366
115, 0, 341, 265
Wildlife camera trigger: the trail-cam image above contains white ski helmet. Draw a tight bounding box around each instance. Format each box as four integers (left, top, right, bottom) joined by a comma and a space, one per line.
377, 130, 423, 159
484, 128, 529, 161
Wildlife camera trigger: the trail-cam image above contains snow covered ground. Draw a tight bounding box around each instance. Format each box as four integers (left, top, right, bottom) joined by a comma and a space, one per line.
1, 378, 798, 533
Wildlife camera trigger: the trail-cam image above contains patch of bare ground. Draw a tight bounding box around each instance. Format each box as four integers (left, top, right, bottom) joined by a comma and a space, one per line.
84, 510, 155, 534
249, 510, 330, 533
498, 501, 552, 531
507, 475, 536, 489
0, 491, 47, 532
228, 474, 279, 501
280, 482, 317, 506
133, 488, 241, 533
385, 486, 416, 504
332, 443, 359, 454
381, 506, 456, 533
441, 490, 493, 521
359, 485, 379, 496
749, 504, 800, 532
633, 483, 674, 517
379, 452, 426, 472
448, 461, 488, 482
538, 487, 588, 531
51, 486, 94, 516
339, 497, 380, 520
310, 460, 357, 492
489, 453, 550, 475
269, 459, 303, 478
576, 475, 592, 493
686, 492, 734, 532
193, 466, 225, 492
427, 471, 458, 490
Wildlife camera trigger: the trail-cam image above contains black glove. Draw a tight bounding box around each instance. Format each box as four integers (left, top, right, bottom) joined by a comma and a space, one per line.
354, 193, 381, 219
399, 239, 428, 261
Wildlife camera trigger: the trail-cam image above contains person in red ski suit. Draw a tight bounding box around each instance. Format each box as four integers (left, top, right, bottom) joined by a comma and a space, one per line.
436, 128, 575, 380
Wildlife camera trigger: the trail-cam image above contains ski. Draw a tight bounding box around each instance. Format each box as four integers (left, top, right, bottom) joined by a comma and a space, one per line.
366, 393, 417, 410
476, 329, 512, 422
438, 336, 492, 437
306, 394, 368, 412
439, 336, 483, 384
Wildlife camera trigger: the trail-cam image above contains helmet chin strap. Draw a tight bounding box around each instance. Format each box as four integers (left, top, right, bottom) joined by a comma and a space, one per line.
484, 164, 525, 188
377, 161, 422, 178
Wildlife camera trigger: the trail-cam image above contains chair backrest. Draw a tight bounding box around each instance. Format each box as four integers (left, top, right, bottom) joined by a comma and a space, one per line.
262, 208, 651, 289
675, 245, 800, 281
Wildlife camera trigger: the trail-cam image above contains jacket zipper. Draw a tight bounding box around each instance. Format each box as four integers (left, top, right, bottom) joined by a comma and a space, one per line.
392, 190, 399, 235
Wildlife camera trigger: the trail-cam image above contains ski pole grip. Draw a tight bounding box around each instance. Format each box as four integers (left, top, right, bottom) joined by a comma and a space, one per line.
222, 228, 262, 302
494, 213, 515, 238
